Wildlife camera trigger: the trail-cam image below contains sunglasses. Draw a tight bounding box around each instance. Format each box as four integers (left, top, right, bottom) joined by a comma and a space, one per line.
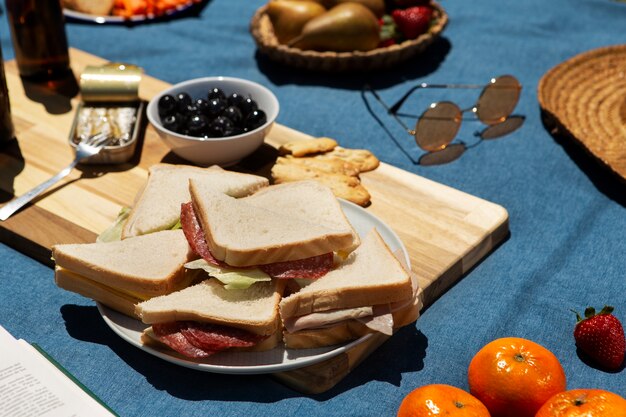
363, 75, 524, 163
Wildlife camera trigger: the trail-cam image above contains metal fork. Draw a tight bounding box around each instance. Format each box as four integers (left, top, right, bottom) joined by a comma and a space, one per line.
0, 132, 111, 221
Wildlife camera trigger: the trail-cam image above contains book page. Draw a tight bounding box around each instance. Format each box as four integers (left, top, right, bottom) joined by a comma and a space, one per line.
0, 326, 115, 417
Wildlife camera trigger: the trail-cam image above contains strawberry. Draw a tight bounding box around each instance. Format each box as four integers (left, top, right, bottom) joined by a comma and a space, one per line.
572, 305, 625, 371
379, 14, 401, 47
391, 6, 433, 40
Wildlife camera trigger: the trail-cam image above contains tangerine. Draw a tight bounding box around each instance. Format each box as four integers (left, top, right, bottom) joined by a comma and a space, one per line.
467, 337, 566, 417
397, 384, 490, 417
535, 389, 626, 417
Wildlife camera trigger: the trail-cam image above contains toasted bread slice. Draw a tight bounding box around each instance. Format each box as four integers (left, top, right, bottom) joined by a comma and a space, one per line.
189, 180, 358, 267
122, 164, 268, 238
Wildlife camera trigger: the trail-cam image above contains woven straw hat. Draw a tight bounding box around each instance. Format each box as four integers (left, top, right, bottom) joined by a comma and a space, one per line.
249, 2, 448, 72
538, 44, 626, 181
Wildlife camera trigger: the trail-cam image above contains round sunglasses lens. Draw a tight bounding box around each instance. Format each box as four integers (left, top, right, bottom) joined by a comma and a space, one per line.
418, 143, 466, 166
480, 115, 525, 140
475, 75, 521, 125
414, 102, 462, 152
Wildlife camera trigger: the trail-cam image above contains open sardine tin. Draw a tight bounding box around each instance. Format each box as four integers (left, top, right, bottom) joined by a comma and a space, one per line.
68, 63, 145, 164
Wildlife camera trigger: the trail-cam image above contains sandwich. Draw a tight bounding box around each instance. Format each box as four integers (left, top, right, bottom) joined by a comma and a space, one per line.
181, 180, 361, 282
135, 278, 285, 357
279, 229, 422, 349
121, 164, 268, 239
53, 230, 195, 318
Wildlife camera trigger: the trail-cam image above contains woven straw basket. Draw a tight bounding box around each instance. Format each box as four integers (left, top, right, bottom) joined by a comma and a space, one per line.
249, 2, 448, 72
538, 44, 626, 182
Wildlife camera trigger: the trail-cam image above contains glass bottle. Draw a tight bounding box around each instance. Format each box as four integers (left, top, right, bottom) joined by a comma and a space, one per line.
5, 0, 71, 80
0, 41, 14, 143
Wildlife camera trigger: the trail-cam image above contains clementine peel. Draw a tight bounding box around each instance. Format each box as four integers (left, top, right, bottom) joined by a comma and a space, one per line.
397, 384, 490, 417
467, 337, 566, 417
535, 388, 626, 417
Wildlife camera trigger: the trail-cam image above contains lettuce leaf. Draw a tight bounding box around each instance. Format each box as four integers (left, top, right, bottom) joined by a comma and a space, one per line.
184, 259, 271, 290
97, 208, 182, 243
97, 207, 131, 243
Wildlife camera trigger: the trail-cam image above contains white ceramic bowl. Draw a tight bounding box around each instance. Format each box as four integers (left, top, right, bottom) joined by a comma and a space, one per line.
147, 76, 279, 166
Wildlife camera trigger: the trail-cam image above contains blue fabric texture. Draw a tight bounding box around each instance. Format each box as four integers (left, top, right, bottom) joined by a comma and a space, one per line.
1, 0, 625, 416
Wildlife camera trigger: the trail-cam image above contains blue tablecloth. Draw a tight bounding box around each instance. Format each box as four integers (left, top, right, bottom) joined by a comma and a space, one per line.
1, 1, 625, 416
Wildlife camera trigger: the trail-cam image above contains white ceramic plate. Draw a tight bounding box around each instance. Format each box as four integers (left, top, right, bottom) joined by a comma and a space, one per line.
63, 2, 197, 24
98, 200, 409, 375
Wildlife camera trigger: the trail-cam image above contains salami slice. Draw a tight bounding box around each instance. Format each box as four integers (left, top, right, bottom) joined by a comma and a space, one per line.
180, 202, 221, 266
152, 322, 215, 358
259, 253, 334, 279
152, 321, 268, 358
179, 321, 267, 351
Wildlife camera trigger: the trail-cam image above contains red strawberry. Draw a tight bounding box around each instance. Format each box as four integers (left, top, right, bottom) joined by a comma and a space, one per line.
573, 305, 625, 371
391, 6, 433, 40
379, 14, 400, 47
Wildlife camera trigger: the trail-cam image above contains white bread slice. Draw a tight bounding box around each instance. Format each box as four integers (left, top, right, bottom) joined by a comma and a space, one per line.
52, 230, 194, 297
279, 229, 413, 319
55, 267, 145, 318
242, 181, 360, 252
135, 278, 285, 338
189, 180, 357, 267
122, 164, 268, 238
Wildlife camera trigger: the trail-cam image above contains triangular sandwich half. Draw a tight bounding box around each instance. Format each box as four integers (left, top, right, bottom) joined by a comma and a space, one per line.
135, 278, 285, 358
182, 180, 360, 278
122, 164, 268, 239
279, 228, 421, 349
53, 230, 195, 318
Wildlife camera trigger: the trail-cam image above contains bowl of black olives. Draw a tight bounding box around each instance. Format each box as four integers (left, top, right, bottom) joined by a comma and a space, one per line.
147, 76, 279, 166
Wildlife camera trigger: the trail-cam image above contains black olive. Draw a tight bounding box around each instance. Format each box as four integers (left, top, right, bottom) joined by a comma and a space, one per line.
223, 106, 243, 126
228, 92, 246, 108
186, 114, 209, 137
239, 97, 258, 117
162, 113, 185, 133
206, 98, 227, 118
175, 92, 192, 113
195, 98, 210, 115
207, 116, 234, 137
207, 87, 226, 101
245, 109, 267, 130
158, 94, 177, 117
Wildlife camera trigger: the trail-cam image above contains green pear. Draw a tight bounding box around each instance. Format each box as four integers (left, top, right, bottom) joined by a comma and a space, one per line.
266, 0, 327, 45
288, 3, 380, 52
309, 0, 385, 18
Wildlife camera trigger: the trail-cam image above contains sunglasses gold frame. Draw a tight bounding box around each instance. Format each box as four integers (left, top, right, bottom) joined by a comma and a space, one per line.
363, 75, 523, 159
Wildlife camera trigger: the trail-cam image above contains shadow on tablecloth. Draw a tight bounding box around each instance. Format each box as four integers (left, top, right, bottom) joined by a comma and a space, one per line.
60, 304, 427, 400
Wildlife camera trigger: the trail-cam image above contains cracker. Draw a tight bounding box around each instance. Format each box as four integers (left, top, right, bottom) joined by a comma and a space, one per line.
276, 155, 360, 177
318, 146, 380, 172
278, 137, 338, 157
271, 164, 371, 207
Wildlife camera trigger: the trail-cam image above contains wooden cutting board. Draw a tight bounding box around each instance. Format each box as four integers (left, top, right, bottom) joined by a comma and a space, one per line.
0, 48, 509, 394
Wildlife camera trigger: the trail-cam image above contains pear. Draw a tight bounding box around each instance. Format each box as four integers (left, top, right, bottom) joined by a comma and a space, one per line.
266, 0, 327, 45
288, 3, 380, 52
310, 0, 385, 18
